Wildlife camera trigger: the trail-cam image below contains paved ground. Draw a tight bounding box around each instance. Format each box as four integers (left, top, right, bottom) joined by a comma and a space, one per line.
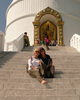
0, 46, 80, 100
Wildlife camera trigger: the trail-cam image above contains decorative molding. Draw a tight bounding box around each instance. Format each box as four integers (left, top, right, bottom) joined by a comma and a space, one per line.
6, 0, 23, 16
35, 7, 62, 22
6, 13, 36, 32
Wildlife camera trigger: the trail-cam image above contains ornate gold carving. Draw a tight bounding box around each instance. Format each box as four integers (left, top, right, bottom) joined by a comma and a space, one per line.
34, 7, 62, 22
33, 7, 64, 46
33, 21, 40, 26
40, 21, 57, 41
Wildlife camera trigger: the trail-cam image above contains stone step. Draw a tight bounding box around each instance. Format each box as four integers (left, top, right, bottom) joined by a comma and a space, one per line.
1, 89, 76, 97
0, 96, 79, 100
0, 46, 80, 100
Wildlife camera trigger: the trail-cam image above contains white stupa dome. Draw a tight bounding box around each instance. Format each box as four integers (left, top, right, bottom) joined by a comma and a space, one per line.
4, 0, 80, 51
6, 0, 80, 26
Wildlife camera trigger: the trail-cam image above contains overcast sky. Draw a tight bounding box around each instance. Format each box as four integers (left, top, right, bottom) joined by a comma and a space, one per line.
0, 0, 12, 32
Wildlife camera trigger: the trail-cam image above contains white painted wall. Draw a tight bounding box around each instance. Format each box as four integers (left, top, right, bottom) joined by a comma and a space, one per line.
61, 13, 80, 45
4, 16, 35, 51
6, 0, 57, 26
5, 33, 24, 51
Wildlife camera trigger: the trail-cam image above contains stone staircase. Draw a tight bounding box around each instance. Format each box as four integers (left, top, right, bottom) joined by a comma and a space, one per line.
0, 46, 80, 100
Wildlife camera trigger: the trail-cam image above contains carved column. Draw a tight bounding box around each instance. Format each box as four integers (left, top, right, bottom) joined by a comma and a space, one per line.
58, 21, 64, 46
33, 21, 40, 45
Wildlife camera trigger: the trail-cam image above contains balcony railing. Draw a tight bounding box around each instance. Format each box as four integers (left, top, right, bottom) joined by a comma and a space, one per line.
6, 33, 24, 51
70, 34, 80, 52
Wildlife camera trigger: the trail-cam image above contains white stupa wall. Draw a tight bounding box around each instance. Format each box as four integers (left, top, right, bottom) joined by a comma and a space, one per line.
61, 14, 80, 45
6, 16, 35, 44
4, 16, 35, 51
6, 0, 57, 26
5, 0, 80, 51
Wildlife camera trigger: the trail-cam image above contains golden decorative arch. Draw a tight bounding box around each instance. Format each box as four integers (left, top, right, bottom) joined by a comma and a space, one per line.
33, 7, 64, 46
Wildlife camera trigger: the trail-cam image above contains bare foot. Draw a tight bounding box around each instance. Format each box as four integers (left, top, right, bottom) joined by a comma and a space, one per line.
41, 80, 48, 84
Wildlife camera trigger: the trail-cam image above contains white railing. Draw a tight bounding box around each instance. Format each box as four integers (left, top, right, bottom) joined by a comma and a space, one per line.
6, 33, 24, 51
70, 34, 80, 52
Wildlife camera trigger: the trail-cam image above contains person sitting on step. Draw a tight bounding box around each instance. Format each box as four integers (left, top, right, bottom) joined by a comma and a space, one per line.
27, 48, 48, 84
38, 47, 55, 78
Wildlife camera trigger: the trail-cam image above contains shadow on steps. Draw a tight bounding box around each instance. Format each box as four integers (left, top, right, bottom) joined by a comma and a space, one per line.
54, 71, 64, 78
22, 46, 34, 51
0, 52, 17, 68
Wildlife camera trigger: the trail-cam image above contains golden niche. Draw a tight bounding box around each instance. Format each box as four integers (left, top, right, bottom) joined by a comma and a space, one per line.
33, 7, 64, 46
40, 21, 57, 42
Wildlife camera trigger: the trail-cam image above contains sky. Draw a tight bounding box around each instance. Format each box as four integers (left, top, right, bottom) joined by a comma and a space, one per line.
0, 0, 13, 32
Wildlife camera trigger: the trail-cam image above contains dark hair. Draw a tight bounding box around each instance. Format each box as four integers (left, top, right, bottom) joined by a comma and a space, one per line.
24, 32, 27, 34
39, 47, 45, 52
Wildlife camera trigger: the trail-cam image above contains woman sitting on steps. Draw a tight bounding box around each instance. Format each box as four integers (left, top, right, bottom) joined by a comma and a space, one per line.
27, 48, 48, 84
38, 47, 55, 78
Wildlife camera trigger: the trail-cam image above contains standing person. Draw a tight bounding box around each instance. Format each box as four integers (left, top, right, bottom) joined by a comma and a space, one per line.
44, 35, 50, 50
38, 47, 55, 78
27, 48, 47, 84
24, 32, 30, 47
